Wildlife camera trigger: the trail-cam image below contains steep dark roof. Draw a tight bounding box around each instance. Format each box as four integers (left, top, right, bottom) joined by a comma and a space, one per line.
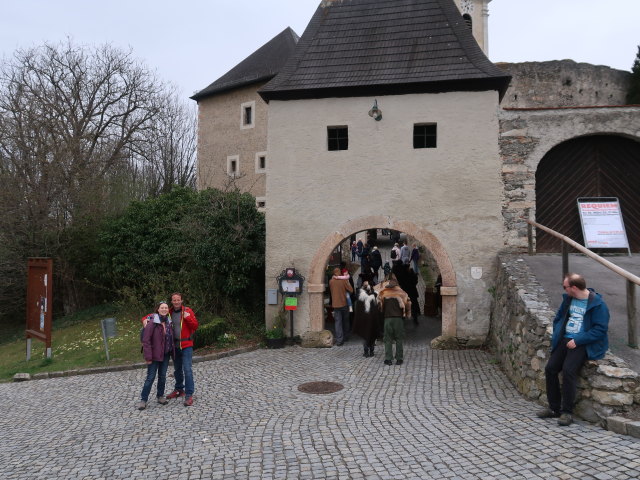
191, 27, 299, 101
260, 0, 511, 101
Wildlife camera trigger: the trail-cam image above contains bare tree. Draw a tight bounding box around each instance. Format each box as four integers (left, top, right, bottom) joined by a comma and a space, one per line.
0, 40, 168, 315
132, 90, 197, 197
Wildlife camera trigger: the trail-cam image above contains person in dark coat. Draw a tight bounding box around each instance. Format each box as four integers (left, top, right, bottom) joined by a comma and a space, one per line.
138, 301, 175, 410
369, 246, 383, 283
352, 282, 382, 357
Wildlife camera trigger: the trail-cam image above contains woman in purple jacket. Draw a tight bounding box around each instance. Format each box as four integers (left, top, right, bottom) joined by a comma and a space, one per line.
137, 301, 175, 410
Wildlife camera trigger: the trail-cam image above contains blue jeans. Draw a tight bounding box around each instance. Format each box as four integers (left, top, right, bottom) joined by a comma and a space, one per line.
173, 346, 195, 397
140, 354, 170, 401
333, 306, 349, 344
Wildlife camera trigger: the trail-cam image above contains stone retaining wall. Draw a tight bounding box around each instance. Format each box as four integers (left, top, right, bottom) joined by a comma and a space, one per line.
489, 254, 640, 429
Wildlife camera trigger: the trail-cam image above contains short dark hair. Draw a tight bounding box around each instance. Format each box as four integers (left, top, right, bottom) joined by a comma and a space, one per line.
564, 273, 586, 290
170, 292, 183, 300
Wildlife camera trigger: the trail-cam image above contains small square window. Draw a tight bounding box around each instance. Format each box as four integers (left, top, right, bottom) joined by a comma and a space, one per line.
414, 124, 437, 149
230, 160, 237, 173
328, 126, 348, 151
256, 197, 266, 210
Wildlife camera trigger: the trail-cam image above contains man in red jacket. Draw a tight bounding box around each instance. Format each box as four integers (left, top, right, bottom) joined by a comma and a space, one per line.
165, 293, 198, 406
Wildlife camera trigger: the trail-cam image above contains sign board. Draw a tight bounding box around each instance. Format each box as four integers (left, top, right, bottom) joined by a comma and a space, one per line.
577, 197, 630, 252
26, 258, 53, 359
276, 268, 305, 296
285, 297, 298, 311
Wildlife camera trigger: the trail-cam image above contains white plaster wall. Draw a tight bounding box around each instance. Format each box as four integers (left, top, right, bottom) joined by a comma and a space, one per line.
265, 91, 503, 339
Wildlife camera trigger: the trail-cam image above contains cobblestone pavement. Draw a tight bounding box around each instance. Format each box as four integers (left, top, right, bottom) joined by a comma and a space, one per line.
1, 320, 639, 480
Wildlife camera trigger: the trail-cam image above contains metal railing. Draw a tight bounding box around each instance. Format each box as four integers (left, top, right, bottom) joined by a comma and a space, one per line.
526, 218, 639, 349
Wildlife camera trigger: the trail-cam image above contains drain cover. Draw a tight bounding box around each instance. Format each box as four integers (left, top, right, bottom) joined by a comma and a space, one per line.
297, 381, 344, 394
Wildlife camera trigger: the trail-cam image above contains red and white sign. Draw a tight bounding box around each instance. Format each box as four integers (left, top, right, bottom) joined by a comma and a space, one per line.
577, 198, 629, 249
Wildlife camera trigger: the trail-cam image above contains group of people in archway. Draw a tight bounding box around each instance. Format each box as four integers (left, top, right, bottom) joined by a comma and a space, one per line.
331, 238, 424, 365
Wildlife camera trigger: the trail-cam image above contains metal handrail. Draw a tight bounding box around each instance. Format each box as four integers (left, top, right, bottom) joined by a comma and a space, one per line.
525, 218, 638, 348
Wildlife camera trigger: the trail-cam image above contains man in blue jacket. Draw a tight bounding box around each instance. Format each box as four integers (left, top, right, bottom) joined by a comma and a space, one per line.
537, 273, 609, 426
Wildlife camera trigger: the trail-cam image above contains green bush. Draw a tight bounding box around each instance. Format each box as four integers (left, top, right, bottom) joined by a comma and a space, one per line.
193, 318, 228, 349
96, 187, 265, 319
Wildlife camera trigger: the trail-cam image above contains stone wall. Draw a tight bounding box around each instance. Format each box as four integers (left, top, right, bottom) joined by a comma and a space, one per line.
489, 254, 640, 427
497, 60, 630, 109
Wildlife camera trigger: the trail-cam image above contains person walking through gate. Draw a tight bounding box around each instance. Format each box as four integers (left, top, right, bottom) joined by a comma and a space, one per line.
537, 273, 609, 426
370, 246, 383, 284
329, 267, 353, 346
377, 278, 411, 365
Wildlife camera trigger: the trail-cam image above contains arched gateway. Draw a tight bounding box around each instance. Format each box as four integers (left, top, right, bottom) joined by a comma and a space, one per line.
305, 216, 458, 339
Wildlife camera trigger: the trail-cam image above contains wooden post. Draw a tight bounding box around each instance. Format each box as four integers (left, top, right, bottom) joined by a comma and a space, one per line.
627, 279, 638, 349
526, 208, 534, 256
561, 242, 569, 278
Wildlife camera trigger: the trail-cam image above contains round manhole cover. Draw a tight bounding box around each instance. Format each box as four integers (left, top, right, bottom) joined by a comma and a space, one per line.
297, 381, 344, 394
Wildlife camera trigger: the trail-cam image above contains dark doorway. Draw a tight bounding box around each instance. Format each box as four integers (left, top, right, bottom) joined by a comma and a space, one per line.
536, 135, 640, 252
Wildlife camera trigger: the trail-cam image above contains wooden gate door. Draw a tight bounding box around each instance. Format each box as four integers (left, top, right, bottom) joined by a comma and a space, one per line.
535, 135, 640, 252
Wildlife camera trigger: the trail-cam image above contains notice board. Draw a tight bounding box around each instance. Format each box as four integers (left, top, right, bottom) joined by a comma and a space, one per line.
577, 197, 630, 251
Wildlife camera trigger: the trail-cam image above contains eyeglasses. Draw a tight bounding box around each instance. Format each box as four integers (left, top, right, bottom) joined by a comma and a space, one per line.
562, 284, 571, 289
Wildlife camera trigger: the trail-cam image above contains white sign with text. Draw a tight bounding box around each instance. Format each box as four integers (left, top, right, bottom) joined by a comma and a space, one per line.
577, 198, 629, 249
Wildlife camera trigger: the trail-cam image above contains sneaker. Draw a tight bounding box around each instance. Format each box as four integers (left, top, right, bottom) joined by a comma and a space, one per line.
137, 401, 147, 410
166, 389, 185, 399
396, 360, 403, 365
557, 413, 573, 426
157, 396, 168, 405
384, 360, 393, 366
183, 396, 193, 407
536, 408, 561, 419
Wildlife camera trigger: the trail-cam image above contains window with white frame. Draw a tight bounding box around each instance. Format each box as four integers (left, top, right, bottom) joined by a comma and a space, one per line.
227, 155, 240, 176
255, 152, 267, 173
256, 197, 266, 210
240, 101, 255, 129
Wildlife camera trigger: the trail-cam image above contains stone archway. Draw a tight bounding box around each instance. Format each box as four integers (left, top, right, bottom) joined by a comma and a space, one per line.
306, 216, 457, 338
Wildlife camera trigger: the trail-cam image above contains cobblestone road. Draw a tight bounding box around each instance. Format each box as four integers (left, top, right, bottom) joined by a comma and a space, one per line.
1, 321, 639, 480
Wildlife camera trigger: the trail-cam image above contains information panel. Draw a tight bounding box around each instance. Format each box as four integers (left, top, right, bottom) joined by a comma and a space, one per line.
577, 197, 629, 250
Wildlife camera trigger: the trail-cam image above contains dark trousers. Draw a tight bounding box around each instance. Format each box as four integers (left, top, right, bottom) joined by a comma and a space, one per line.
544, 339, 587, 414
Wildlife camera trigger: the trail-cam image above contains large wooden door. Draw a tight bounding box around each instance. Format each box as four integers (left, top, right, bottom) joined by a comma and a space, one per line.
536, 135, 640, 252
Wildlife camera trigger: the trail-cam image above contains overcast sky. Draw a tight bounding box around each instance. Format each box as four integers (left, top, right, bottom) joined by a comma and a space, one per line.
1, 0, 638, 99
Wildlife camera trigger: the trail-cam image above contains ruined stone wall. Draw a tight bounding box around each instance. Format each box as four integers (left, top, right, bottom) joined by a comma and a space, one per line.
498, 60, 630, 109
489, 254, 640, 429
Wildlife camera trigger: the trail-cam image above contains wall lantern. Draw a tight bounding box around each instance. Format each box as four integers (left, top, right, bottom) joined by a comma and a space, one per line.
368, 99, 382, 121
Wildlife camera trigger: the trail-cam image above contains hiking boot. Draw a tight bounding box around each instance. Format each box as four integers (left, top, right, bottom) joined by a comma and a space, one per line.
184, 396, 194, 407
166, 389, 185, 399
157, 396, 168, 405
536, 408, 561, 419
384, 360, 393, 366
137, 401, 147, 410
557, 413, 573, 426
396, 360, 403, 365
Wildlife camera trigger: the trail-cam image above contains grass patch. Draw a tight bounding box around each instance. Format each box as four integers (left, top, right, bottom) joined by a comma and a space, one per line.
0, 304, 259, 383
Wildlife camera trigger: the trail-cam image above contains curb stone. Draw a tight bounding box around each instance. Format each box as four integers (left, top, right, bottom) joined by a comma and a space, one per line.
11, 344, 259, 383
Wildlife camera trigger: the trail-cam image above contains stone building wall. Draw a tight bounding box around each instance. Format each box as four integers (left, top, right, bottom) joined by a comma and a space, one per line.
265, 90, 504, 340
196, 82, 268, 199
489, 254, 640, 427
498, 60, 630, 109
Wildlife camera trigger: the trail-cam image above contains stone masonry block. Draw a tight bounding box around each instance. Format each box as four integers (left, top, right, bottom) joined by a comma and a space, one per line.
606, 416, 630, 435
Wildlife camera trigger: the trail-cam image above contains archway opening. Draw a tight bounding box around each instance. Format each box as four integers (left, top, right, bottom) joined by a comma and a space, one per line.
321, 229, 444, 346
307, 217, 457, 343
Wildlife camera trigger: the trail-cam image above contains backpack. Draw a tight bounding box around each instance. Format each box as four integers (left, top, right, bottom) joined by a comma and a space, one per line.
390, 249, 397, 259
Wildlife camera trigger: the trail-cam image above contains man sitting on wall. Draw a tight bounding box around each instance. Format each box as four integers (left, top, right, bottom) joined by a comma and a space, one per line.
537, 273, 609, 426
